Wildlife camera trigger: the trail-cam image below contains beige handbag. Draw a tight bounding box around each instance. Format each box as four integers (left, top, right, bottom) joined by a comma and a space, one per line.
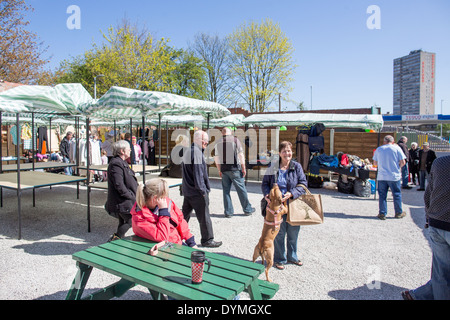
287, 184, 324, 226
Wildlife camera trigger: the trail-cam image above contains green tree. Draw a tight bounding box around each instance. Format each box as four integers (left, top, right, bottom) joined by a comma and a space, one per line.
168, 49, 208, 100
227, 19, 297, 112
85, 24, 176, 96
49, 21, 208, 100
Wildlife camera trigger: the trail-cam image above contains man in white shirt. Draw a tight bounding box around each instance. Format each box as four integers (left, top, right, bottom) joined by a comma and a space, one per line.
373, 135, 407, 220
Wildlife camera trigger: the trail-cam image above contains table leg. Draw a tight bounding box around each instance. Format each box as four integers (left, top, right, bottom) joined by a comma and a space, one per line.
246, 279, 263, 300
65, 262, 93, 300
149, 289, 168, 300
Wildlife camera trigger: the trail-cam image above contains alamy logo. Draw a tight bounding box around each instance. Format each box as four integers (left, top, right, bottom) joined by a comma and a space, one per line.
366, 5, 381, 30
66, 5, 81, 30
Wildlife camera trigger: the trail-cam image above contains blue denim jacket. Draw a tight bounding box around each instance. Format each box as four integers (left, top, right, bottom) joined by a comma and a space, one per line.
261, 160, 308, 200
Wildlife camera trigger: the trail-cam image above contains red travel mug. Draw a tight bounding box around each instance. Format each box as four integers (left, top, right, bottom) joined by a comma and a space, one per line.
191, 251, 211, 284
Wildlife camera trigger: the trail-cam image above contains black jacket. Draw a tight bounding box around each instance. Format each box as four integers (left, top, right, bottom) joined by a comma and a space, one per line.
181, 143, 210, 197
60, 137, 71, 158
105, 156, 138, 214
397, 140, 409, 159
418, 149, 437, 174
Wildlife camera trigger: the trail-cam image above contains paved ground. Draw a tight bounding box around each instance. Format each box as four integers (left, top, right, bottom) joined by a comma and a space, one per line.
0, 170, 433, 300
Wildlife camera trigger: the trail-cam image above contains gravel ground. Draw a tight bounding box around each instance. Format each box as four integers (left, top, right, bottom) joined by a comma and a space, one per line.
0, 176, 432, 300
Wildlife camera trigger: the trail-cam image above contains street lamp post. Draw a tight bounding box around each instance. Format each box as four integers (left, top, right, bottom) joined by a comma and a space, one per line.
310, 85, 313, 110
94, 74, 105, 99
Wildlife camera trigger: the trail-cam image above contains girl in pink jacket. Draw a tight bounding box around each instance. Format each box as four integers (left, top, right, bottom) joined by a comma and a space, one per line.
131, 178, 197, 247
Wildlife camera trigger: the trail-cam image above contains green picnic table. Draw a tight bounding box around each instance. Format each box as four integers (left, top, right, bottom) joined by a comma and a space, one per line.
66, 236, 279, 300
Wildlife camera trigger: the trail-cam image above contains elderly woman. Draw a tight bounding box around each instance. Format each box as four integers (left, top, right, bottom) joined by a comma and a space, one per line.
262, 141, 308, 270
105, 140, 138, 242
131, 178, 196, 247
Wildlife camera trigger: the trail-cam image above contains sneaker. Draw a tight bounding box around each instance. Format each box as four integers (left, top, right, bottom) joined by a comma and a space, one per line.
377, 214, 386, 220
244, 207, 256, 216
395, 212, 406, 219
402, 185, 412, 189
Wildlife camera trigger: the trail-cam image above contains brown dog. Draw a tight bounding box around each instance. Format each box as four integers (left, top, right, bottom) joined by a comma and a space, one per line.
252, 183, 288, 282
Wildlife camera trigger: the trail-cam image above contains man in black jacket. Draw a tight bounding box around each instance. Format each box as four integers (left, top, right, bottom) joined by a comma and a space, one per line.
59, 131, 73, 175
417, 142, 437, 191
181, 130, 222, 248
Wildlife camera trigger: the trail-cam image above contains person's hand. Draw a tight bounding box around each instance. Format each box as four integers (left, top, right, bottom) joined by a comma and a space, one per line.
156, 197, 167, 209
282, 192, 292, 202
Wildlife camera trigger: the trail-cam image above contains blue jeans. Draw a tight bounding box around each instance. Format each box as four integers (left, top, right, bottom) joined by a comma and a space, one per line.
377, 180, 403, 216
419, 170, 429, 190
63, 156, 73, 176
274, 215, 301, 264
410, 226, 450, 300
221, 170, 252, 216
401, 165, 409, 187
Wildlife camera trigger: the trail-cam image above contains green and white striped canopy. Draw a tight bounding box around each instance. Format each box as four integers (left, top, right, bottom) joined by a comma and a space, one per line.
0, 83, 93, 116
0, 97, 32, 113
0, 84, 68, 113
78, 86, 230, 120
209, 114, 246, 128
242, 113, 384, 130
54, 83, 93, 115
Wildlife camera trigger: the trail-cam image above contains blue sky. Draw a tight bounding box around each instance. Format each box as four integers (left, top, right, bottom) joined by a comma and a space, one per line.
26, 0, 450, 114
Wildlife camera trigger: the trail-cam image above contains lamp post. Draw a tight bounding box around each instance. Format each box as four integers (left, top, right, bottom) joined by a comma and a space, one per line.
441, 99, 444, 115
94, 74, 105, 99
310, 85, 313, 110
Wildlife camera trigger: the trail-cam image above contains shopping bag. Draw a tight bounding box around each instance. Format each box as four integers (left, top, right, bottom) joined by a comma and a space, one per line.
287, 184, 324, 226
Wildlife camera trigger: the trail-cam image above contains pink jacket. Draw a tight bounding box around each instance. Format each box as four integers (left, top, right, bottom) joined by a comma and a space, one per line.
130, 198, 195, 246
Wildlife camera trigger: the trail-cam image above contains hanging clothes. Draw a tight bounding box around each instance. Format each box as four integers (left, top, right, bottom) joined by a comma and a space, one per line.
10, 125, 19, 145
90, 138, 102, 165
296, 132, 310, 172
69, 138, 77, 163
37, 126, 48, 154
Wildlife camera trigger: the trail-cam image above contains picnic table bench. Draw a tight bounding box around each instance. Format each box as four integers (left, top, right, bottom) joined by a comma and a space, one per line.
66, 236, 279, 300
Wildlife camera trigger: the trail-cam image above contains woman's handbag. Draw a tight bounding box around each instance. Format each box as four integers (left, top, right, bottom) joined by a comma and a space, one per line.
287, 184, 324, 226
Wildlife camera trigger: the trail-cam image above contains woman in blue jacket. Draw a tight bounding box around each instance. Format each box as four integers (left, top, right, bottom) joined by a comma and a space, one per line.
262, 141, 308, 270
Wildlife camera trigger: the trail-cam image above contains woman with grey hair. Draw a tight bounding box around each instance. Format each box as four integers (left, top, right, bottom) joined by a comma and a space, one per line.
105, 140, 138, 241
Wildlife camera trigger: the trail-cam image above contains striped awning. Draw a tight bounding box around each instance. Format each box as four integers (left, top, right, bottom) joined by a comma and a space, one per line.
0, 83, 94, 117
78, 86, 230, 120
0, 97, 32, 113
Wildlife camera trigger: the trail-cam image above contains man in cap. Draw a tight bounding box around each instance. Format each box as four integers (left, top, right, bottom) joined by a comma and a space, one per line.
417, 142, 437, 191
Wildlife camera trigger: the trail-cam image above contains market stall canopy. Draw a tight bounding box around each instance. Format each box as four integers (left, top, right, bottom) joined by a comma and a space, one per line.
209, 114, 246, 128
0, 83, 93, 116
242, 113, 384, 130
0, 97, 32, 113
77, 86, 230, 120
0, 116, 45, 125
